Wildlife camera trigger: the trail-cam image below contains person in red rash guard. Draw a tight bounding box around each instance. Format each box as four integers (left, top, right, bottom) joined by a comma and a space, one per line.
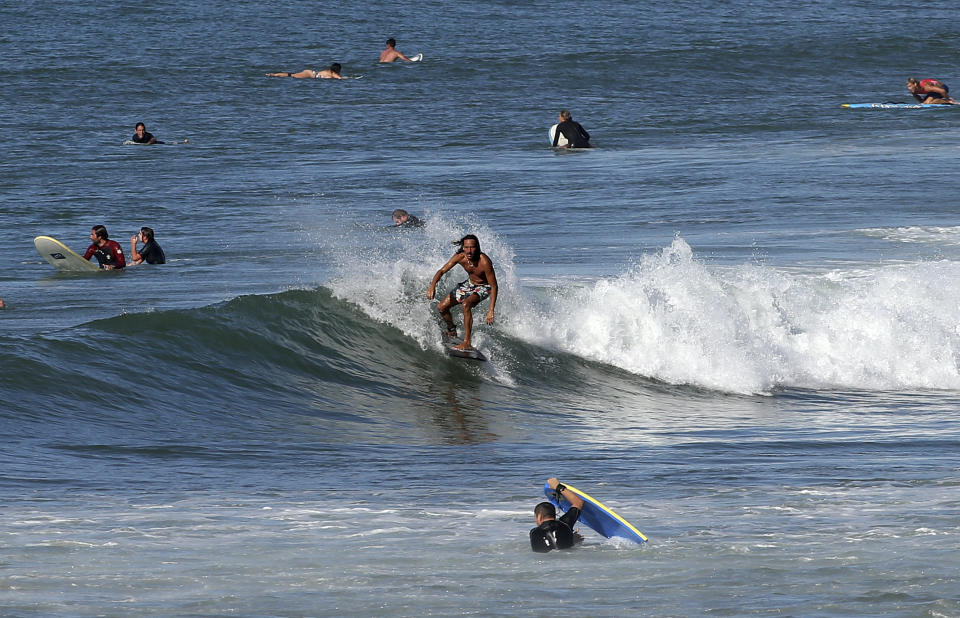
82, 225, 126, 270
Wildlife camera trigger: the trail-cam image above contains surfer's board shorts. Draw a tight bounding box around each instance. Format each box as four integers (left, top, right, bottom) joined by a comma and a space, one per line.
450, 279, 491, 304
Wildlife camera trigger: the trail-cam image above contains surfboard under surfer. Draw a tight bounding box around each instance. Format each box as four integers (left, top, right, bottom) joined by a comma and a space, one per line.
530, 478, 585, 552
426, 234, 497, 351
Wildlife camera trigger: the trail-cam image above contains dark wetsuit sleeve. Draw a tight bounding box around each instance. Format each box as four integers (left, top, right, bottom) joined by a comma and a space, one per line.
559, 506, 581, 528
82, 244, 97, 260
553, 125, 561, 146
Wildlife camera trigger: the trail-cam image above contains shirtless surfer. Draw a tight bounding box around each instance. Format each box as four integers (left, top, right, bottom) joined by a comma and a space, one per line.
906, 78, 957, 104
426, 235, 498, 351
379, 38, 413, 63
266, 63, 343, 79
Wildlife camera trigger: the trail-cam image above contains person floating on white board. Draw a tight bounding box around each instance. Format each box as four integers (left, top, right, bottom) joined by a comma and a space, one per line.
905, 78, 957, 104
552, 109, 592, 148
379, 38, 414, 63
82, 225, 126, 270
530, 478, 585, 552
129, 227, 166, 265
266, 63, 343, 79
426, 234, 498, 351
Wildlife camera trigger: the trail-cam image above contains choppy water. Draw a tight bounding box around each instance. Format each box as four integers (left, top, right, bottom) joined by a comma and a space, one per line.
2, 0, 960, 615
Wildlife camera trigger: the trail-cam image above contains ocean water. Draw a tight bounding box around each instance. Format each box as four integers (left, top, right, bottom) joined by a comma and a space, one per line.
2, 0, 960, 615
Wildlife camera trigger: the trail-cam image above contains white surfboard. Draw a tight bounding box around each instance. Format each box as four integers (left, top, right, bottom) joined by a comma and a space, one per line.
409, 53, 423, 62
549, 123, 568, 147
122, 139, 188, 145
34, 236, 99, 272
442, 333, 487, 361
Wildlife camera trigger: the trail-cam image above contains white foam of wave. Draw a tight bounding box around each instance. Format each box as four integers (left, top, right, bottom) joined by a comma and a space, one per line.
509, 237, 960, 394
859, 225, 960, 245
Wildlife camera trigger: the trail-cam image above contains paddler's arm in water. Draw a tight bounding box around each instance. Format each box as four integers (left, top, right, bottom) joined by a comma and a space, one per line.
426, 254, 460, 300
546, 477, 584, 510
484, 259, 498, 325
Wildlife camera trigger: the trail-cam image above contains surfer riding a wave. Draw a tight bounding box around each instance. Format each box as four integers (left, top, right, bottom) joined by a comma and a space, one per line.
426, 234, 498, 351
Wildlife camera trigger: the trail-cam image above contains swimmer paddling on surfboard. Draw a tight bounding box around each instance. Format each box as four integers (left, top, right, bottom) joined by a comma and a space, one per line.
426, 234, 497, 355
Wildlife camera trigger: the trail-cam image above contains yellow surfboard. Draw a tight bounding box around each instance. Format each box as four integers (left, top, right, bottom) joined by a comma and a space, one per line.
545, 481, 647, 543
34, 236, 99, 272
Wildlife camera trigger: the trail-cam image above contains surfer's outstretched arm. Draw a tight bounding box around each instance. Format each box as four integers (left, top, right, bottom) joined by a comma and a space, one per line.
547, 477, 584, 510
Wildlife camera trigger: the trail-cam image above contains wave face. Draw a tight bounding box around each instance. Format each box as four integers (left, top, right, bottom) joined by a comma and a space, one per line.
4, 234, 960, 446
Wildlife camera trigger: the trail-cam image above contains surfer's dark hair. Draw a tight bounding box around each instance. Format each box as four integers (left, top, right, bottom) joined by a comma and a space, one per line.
140, 227, 154, 242
386, 38, 396, 47
453, 234, 480, 253
135, 122, 146, 130
331, 63, 341, 73
534, 502, 556, 519
559, 109, 572, 121
92, 225, 108, 240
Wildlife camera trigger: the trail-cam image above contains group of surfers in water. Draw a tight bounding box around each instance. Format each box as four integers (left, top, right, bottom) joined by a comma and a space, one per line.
264, 38, 416, 80
118, 70, 955, 351
81, 224, 167, 270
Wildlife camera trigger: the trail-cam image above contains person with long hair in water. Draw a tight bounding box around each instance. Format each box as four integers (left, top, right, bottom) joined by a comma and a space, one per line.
426, 234, 498, 351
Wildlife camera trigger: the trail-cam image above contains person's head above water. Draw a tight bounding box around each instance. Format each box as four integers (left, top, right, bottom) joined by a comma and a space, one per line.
386, 38, 396, 48
534, 501, 557, 523
330, 63, 341, 73
559, 109, 572, 121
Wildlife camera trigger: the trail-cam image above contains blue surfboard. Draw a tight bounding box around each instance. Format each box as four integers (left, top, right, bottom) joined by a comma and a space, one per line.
842, 103, 956, 109
544, 481, 647, 544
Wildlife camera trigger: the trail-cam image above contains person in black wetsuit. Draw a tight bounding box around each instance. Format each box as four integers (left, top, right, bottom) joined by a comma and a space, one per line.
392, 209, 424, 228
131, 122, 158, 144
552, 109, 592, 148
530, 477, 585, 552
129, 226, 166, 265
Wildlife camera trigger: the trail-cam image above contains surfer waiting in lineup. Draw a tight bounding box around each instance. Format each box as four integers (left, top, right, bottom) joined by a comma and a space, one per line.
129, 227, 166, 265
379, 38, 413, 63
552, 110, 592, 148
906, 78, 957, 104
530, 478, 585, 552
131, 122, 158, 145
83, 225, 126, 270
266, 63, 342, 79
426, 234, 498, 351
